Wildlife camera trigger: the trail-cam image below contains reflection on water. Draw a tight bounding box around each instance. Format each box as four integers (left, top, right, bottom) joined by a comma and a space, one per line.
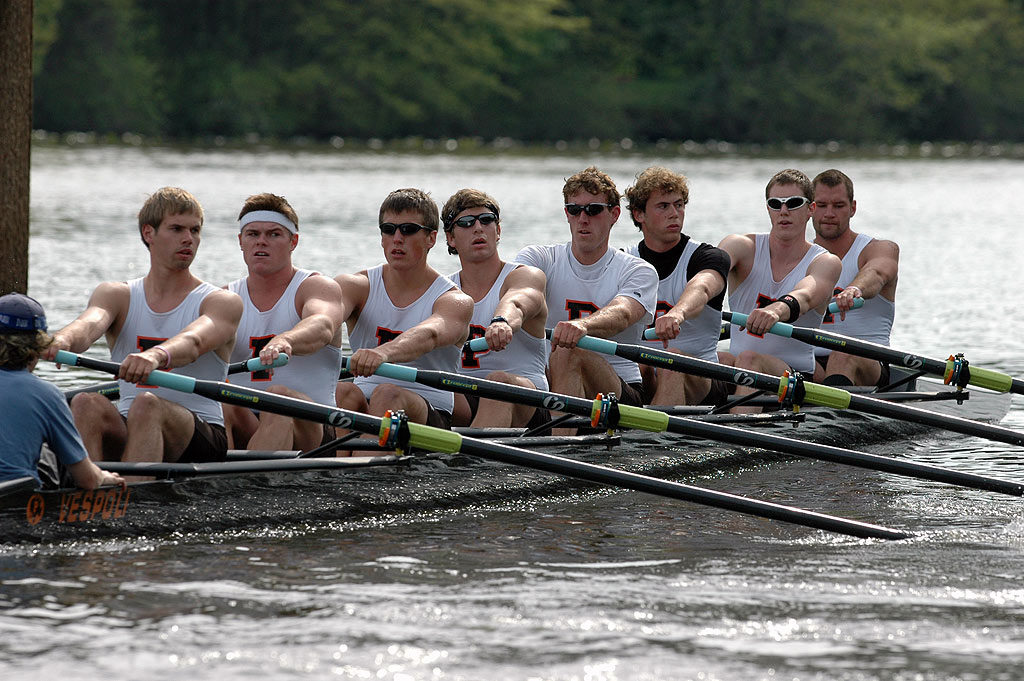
4, 146, 1024, 680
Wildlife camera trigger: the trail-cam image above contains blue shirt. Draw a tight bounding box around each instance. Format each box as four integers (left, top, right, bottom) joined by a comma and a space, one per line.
0, 368, 89, 484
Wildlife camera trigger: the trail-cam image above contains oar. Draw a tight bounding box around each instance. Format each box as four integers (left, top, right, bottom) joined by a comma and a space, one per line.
0, 476, 38, 498
722, 309, 1024, 395
423, 346, 1024, 497
62, 354, 291, 400
564, 333, 1024, 448
52, 350, 910, 540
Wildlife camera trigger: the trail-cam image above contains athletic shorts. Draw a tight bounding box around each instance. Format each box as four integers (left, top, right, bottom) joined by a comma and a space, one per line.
424, 402, 453, 430
179, 412, 228, 463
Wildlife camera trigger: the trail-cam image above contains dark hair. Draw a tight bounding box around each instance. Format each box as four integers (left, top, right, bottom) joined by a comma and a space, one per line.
378, 188, 439, 231
0, 331, 53, 370
625, 166, 689, 229
562, 166, 620, 206
765, 169, 813, 200
441, 189, 501, 255
812, 169, 854, 203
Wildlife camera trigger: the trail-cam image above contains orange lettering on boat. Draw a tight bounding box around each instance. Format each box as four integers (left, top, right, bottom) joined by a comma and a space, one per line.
25, 494, 44, 526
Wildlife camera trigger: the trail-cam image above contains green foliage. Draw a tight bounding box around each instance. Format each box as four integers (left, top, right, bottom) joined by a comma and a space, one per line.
29, 0, 1024, 142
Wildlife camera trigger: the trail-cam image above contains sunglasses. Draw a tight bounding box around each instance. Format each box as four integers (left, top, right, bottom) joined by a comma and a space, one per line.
766, 196, 811, 211
379, 222, 432, 236
453, 212, 498, 228
565, 203, 614, 217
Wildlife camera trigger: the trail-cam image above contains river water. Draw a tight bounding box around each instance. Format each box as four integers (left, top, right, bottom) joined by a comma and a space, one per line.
2, 145, 1023, 680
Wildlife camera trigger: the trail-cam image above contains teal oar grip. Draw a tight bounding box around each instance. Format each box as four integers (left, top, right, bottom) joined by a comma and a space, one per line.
948, 362, 1013, 393
718, 311, 795, 339
801, 382, 852, 409
615, 403, 670, 432
405, 422, 464, 454
54, 350, 198, 393
239, 353, 289, 372
828, 297, 864, 313
340, 356, 419, 383
573, 335, 619, 354
467, 337, 487, 352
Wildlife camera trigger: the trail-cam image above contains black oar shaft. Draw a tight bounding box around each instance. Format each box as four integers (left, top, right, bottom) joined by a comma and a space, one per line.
409, 370, 1024, 497
55, 351, 910, 540
584, 336, 1024, 448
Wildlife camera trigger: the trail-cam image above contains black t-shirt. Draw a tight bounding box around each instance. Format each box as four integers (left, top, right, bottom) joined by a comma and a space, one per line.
635, 236, 731, 310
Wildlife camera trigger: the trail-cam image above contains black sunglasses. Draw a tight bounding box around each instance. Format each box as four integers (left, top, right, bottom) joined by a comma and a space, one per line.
766, 196, 810, 211
380, 222, 432, 236
453, 212, 498, 228
565, 202, 614, 217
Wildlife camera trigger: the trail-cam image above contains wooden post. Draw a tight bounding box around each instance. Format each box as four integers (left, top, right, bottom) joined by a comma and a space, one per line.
0, 0, 33, 295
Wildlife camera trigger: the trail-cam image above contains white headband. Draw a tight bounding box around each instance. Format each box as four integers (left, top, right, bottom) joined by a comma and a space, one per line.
239, 210, 297, 234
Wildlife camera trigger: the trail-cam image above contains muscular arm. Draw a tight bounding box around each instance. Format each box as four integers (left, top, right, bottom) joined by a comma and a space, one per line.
118, 289, 243, 384
744, 252, 841, 336
335, 271, 370, 331
44, 281, 128, 359
551, 295, 648, 348
833, 240, 899, 319
655, 269, 727, 340
347, 288, 473, 376
259, 275, 345, 363
717, 233, 755, 292
486, 265, 548, 350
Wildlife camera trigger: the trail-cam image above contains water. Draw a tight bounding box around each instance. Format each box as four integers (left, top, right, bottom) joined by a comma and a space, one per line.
2, 145, 1024, 680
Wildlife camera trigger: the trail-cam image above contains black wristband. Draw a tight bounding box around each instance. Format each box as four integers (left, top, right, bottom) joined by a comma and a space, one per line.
777, 294, 801, 322
490, 316, 510, 326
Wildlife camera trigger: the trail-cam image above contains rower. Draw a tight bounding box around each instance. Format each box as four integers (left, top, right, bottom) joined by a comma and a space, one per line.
334, 188, 472, 450
442, 188, 550, 429
223, 193, 346, 451
43, 187, 242, 465
811, 169, 899, 387
624, 166, 731, 406
0, 293, 125, 489
514, 166, 657, 428
718, 169, 841, 412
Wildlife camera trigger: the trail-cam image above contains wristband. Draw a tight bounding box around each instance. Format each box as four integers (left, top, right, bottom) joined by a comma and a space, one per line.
489, 316, 510, 326
153, 345, 172, 369
777, 294, 801, 322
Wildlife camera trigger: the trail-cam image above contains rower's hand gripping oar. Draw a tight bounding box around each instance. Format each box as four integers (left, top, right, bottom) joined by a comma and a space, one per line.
53, 350, 910, 540
644, 299, 863, 343
62, 354, 291, 400
404, 345, 1024, 498
721, 309, 1024, 396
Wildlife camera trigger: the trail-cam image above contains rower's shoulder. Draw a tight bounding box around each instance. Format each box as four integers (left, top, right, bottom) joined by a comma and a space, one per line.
504, 263, 547, 289
863, 236, 900, 260
200, 286, 243, 319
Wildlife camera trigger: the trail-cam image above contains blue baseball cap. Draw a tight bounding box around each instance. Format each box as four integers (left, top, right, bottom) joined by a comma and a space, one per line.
0, 292, 47, 333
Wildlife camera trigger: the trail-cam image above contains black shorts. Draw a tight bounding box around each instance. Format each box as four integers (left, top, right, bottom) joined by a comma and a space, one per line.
617, 379, 646, 407
699, 378, 732, 406
425, 402, 453, 430
179, 413, 228, 463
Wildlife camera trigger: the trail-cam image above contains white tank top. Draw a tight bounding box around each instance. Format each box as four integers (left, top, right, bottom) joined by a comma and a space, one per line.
627, 241, 721, 363
728, 234, 828, 373
815, 233, 896, 357
514, 243, 657, 384
451, 262, 549, 390
348, 265, 461, 413
111, 277, 228, 425
226, 269, 343, 406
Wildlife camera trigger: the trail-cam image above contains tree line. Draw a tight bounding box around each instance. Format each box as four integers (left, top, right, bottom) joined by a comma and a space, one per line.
31, 0, 1024, 144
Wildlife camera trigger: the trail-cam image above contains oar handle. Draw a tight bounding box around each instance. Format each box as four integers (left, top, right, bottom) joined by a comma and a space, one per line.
228, 354, 290, 374
645, 299, 864, 341
54, 350, 198, 393
339, 356, 419, 382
